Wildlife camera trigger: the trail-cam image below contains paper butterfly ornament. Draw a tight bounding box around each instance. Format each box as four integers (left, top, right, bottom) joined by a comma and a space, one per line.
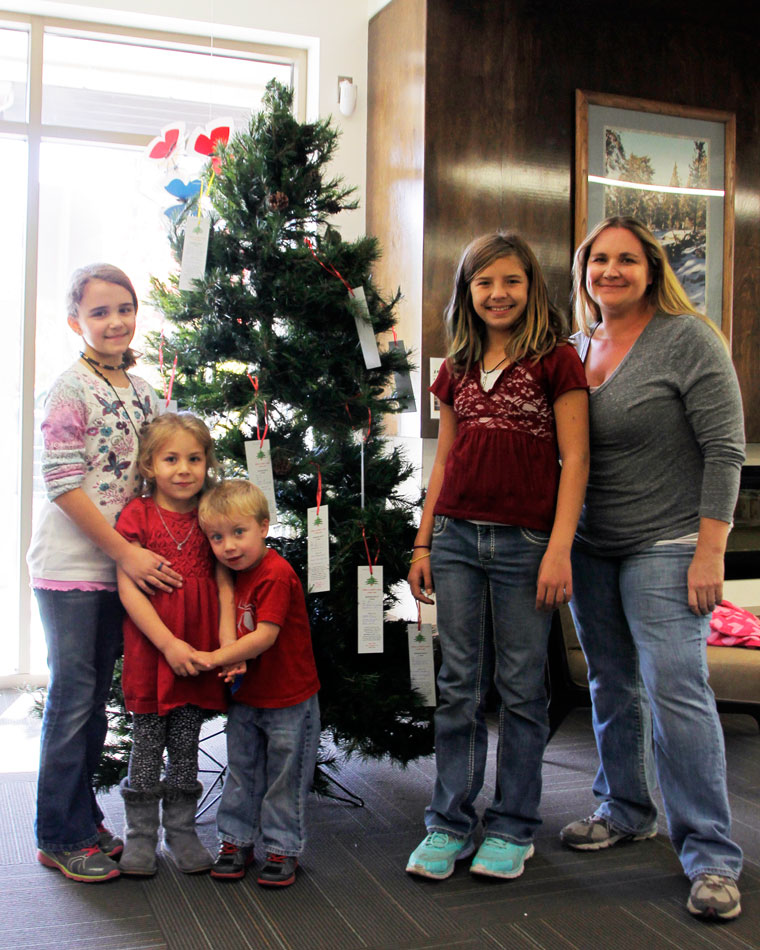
145, 123, 186, 162
188, 119, 233, 173
163, 178, 202, 220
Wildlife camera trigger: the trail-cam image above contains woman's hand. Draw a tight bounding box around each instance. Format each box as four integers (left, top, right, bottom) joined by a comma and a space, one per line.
408, 551, 435, 605
536, 548, 572, 611
118, 545, 183, 595
164, 638, 200, 676
687, 548, 724, 616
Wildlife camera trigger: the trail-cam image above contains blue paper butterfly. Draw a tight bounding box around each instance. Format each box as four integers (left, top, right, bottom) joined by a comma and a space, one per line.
164, 178, 202, 220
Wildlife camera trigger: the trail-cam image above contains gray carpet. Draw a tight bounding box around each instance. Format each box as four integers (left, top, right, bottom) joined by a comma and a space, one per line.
0, 693, 758, 949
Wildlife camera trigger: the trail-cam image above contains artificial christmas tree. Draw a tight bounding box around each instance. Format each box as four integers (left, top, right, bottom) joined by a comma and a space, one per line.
142, 80, 434, 769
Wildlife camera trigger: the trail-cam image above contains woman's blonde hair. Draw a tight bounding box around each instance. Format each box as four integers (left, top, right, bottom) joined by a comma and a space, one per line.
572, 216, 726, 347
67, 263, 140, 369
445, 231, 567, 374
138, 412, 220, 496
198, 479, 270, 530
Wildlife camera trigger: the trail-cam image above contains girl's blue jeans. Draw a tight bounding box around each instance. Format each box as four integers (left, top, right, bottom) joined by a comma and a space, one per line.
34, 588, 123, 852
217, 693, 320, 856
570, 543, 743, 880
425, 516, 552, 844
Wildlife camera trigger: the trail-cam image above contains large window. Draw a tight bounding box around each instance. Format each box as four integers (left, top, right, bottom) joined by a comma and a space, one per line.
0, 13, 306, 683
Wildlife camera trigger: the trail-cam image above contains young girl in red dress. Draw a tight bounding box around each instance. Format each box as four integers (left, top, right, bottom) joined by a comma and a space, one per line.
115, 412, 236, 876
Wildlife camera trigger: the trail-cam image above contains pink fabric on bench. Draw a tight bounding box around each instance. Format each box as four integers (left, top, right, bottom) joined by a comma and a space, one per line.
708, 600, 760, 649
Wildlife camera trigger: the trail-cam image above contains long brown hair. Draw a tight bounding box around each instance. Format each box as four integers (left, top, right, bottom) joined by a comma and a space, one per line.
445, 231, 567, 374
67, 263, 139, 369
572, 216, 726, 348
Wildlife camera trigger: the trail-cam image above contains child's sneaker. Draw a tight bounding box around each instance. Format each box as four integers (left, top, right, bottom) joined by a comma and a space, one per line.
210, 841, 254, 880
405, 832, 474, 880
37, 845, 120, 882
96, 823, 124, 858
470, 837, 534, 879
257, 853, 298, 887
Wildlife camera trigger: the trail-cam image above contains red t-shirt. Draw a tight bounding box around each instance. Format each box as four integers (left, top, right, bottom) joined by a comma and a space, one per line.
431, 344, 587, 531
231, 548, 320, 709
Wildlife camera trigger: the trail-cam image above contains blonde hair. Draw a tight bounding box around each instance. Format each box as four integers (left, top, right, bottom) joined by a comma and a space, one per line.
67, 263, 139, 369
138, 412, 219, 496
198, 479, 270, 531
445, 231, 567, 374
572, 216, 727, 347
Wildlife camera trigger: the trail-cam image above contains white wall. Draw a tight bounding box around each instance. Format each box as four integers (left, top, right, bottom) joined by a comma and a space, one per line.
6, 0, 373, 239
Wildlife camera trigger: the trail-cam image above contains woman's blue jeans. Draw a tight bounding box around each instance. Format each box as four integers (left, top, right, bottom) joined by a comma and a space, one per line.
34, 588, 124, 852
217, 693, 320, 856
570, 543, 743, 880
425, 517, 552, 845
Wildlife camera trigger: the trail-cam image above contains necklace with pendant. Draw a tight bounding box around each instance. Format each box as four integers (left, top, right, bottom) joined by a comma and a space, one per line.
80, 351, 127, 371
480, 355, 508, 389
154, 500, 197, 551
81, 356, 143, 441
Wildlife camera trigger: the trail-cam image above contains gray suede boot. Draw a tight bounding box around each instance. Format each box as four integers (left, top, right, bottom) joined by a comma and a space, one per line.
162, 782, 213, 873
119, 779, 163, 876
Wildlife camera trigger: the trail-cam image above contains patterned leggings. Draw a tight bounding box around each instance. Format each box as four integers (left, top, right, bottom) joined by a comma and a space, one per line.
128, 705, 204, 791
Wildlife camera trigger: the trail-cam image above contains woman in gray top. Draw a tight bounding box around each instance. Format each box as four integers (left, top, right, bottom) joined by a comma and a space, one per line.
560, 216, 744, 922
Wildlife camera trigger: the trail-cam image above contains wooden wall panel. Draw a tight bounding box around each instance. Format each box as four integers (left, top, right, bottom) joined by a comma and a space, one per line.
369, 0, 760, 439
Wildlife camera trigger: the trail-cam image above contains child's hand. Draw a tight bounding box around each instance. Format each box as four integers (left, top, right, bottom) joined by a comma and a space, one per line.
408, 552, 435, 605
119, 545, 183, 595
190, 649, 218, 671
219, 661, 246, 683
536, 549, 572, 611
164, 638, 200, 676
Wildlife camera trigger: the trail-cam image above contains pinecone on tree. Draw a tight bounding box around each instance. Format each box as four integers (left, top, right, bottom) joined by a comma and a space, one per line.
266, 190, 289, 212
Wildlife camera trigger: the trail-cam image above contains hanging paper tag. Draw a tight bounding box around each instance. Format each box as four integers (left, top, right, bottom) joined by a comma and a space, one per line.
357, 565, 384, 653
244, 438, 279, 524
407, 622, 436, 705
389, 339, 416, 413
429, 357, 444, 420
161, 399, 179, 414
349, 286, 381, 369
178, 215, 211, 290
307, 504, 330, 593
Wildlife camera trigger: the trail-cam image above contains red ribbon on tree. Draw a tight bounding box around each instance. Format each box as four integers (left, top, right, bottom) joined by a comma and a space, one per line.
303, 237, 354, 296
361, 525, 380, 577
247, 374, 269, 448
165, 355, 178, 408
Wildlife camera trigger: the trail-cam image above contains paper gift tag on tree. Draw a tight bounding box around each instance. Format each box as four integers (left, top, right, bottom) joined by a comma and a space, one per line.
244, 439, 279, 524
357, 566, 383, 653
179, 216, 210, 290
407, 622, 436, 705
307, 504, 330, 593
349, 286, 381, 369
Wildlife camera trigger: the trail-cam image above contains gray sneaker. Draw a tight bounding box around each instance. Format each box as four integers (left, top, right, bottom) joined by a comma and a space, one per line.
560, 814, 656, 851
687, 874, 741, 920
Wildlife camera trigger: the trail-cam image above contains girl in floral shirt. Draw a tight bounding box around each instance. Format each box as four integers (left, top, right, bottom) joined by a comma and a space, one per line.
27, 263, 180, 883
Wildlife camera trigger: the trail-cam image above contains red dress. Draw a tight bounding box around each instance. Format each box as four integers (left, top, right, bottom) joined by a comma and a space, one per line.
116, 497, 226, 715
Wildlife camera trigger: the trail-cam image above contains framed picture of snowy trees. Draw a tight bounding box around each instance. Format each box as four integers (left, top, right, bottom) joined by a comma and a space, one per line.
575, 90, 736, 335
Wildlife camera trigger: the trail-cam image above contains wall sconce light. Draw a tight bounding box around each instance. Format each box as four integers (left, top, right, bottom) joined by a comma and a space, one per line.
338, 77, 357, 117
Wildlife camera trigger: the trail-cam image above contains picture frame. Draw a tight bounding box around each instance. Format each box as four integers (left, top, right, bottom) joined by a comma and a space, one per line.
575, 90, 736, 336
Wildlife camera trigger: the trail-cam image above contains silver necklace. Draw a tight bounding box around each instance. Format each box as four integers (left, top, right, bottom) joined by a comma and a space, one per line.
153, 501, 196, 551
480, 355, 508, 389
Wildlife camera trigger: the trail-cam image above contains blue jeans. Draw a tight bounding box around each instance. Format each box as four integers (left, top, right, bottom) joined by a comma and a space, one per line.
425, 517, 552, 844
35, 588, 124, 852
217, 693, 320, 856
570, 543, 743, 880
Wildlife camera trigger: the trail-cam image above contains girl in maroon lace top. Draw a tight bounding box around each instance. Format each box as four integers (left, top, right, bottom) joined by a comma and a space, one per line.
115, 412, 235, 876
405, 232, 589, 882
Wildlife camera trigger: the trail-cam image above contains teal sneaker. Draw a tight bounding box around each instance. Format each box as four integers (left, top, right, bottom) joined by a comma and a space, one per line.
470, 837, 534, 879
405, 832, 474, 880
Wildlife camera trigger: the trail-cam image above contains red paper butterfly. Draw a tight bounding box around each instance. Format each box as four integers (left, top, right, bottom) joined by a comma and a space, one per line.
145, 123, 185, 161
189, 119, 233, 173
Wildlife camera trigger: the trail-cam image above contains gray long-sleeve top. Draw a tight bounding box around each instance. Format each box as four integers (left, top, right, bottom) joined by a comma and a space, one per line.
573, 313, 745, 556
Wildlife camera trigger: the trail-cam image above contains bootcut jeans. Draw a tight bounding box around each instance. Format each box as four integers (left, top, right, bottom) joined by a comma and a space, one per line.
34, 588, 124, 852
425, 516, 552, 845
570, 542, 743, 880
